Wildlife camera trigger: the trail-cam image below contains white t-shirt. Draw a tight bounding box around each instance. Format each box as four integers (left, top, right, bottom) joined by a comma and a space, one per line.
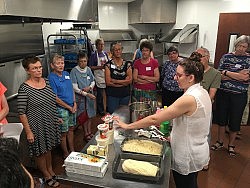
170, 83, 212, 175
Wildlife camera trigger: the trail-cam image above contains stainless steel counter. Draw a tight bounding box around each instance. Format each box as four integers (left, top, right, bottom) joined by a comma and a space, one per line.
59, 106, 171, 188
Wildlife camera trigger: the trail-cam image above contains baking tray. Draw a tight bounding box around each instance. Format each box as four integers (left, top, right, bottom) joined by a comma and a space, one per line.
120, 137, 166, 156
112, 152, 164, 183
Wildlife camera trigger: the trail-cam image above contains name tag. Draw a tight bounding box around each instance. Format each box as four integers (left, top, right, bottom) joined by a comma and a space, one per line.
65, 76, 70, 79
87, 76, 90, 80
146, 67, 151, 71
111, 64, 116, 69
235, 64, 241, 68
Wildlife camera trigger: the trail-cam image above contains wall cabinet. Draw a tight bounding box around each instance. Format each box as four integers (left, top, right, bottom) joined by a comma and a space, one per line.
128, 0, 177, 24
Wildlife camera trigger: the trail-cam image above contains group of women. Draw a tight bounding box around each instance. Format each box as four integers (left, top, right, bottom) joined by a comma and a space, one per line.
0, 35, 249, 188
117, 35, 250, 188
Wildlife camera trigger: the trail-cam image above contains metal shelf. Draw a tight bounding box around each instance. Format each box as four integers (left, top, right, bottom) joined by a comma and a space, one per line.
47, 28, 88, 72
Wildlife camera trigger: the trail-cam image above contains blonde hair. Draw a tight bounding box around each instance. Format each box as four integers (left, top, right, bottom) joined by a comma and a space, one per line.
52, 54, 64, 64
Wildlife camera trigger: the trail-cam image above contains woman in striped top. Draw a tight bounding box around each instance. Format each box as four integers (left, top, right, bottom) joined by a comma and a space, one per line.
17, 55, 61, 187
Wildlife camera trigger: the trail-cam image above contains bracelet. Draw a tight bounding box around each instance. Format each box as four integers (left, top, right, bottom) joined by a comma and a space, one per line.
224, 71, 227, 76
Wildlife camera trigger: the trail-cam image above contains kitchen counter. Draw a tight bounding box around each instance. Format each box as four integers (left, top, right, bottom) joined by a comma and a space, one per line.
59, 106, 171, 188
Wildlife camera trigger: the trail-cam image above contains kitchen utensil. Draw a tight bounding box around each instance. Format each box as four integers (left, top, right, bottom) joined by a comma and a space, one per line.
129, 102, 152, 122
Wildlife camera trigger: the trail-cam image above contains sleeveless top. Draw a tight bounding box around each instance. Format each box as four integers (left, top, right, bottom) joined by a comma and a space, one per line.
170, 83, 211, 175
105, 59, 131, 97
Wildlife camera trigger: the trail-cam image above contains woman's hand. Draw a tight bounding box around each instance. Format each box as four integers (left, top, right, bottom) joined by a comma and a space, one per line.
26, 131, 34, 143
83, 86, 92, 93
87, 93, 96, 100
117, 120, 129, 130
72, 102, 77, 113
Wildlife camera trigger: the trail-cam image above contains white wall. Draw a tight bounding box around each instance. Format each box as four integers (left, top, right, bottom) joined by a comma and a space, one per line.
98, 2, 129, 29
176, 0, 250, 62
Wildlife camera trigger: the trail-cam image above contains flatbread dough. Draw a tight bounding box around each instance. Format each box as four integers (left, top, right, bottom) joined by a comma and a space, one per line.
122, 139, 162, 155
122, 159, 159, 177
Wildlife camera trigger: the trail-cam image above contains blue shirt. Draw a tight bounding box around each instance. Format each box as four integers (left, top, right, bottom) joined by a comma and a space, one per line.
218, 53, 250, 93
48, 71, 74, 106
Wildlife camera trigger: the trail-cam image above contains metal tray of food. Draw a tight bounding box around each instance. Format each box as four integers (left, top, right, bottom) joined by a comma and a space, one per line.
120, 137, 166, 156
112, 152, 164, 183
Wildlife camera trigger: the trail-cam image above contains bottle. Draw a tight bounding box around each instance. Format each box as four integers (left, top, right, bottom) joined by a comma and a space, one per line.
159, 106, 170, 136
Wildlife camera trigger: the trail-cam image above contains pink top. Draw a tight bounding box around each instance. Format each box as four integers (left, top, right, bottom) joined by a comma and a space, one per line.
0, 82, 8, 124
133, 58, 159, 90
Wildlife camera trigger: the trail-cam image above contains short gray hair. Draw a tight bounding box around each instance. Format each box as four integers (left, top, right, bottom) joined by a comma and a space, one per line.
198, 47, 210, 57
234, 35, 250, 48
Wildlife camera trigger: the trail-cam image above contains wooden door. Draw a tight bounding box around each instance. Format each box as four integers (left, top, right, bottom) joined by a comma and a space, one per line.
214, 13, 250, 68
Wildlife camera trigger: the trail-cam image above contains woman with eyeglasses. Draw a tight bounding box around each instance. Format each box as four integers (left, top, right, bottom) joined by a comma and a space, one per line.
211, 35, 250, 156
117, 54, 212, 188
17, 55, 61, 187
132, 40, 159, 102
161, 46, 184, 107
105, 42, 133, 114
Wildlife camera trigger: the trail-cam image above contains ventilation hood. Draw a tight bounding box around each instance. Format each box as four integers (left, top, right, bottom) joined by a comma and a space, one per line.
159, 24, 199, 44
99, 30, 137, 42
0, 0, 98, 22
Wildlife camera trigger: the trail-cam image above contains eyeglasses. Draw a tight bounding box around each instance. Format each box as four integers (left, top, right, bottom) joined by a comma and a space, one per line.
29, 66, 43, 71
168, 51, 178, 56
174, 72, 190, 79
114, 48, 122, 52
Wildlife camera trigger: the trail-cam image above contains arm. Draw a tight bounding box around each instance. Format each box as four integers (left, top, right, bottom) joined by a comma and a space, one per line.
208, 88, 217, 102
118, 95, 196, 129
221, 69, 249, 81
132, 49, 138, 61
19, 114, 34, 143
150, 51, 154, 59
138, 67, 160, 83
105, 65, 129, 87
55, 97, 74, 112
0, 94, 9, 122
89, 65, 104, 70
111, 66, 133, 86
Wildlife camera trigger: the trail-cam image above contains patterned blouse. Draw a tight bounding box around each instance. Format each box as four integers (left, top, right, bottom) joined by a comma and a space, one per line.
218, 53, 250, 93
161, 59, 183, 92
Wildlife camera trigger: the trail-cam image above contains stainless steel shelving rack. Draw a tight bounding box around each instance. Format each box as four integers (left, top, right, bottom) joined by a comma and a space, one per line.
47, 28, 88, 72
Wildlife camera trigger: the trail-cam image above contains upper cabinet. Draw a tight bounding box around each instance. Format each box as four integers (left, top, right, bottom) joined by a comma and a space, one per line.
128, 0, 177, 24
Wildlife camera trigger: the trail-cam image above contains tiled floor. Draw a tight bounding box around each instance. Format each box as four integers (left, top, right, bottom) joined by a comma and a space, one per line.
7, 110, 250, 188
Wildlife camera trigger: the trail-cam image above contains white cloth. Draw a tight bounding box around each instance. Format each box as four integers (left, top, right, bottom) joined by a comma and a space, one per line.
94, 52, 108, 88
2, 123, 23, 143
170, 83, 212, 175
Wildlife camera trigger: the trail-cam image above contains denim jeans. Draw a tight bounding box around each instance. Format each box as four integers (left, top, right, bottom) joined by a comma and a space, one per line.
107, 95, 130, 114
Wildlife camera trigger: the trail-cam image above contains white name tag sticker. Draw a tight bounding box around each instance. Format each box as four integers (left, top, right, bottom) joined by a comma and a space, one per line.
111, 64, 116, 69
87, 76, 90, 80
146, 67, 151, 71
65, 76, 70, 79
235, 64, 241, 68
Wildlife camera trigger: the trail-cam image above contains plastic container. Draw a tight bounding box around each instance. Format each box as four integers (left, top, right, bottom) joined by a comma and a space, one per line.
97, 124, 109, 139
159, 121, 170, 136
159, 106, 170, 136
95, 135, 109, 147
107, 129, 114, 144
